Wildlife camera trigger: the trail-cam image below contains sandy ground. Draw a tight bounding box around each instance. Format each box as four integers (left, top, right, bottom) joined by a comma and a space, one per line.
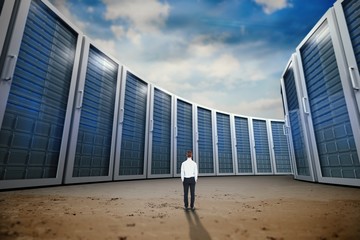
0, 176, 360, 240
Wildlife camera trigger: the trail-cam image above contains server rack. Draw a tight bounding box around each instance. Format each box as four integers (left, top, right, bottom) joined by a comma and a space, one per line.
147, 85, 174, 178
296, 7, 360, 186
174, 97, 195, 177
3, 0, 357, 189
214, 111, 235, 175
64, 38, 121, 184
194, 105, 216, 176
269, 120, 292, 174
334, 0, 360, 110
280, 55, 317, 182
251, 118, 274, 174
334, 0, 360, 186
0, 0, 82, 189
233, 115, 255, 175
114, 69, 150, 180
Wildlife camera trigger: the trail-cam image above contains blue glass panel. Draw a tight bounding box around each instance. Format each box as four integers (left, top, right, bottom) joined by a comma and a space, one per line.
119, 73, 148, 175
197, 107, 214, 174
0, 0, 77, 180
151, 88, 171, 175
216, 113, 233, 173
253, 119, 271, 173
300, 20, 360, 178
343, 0, 360, 75
176, 100, 193, 174
271, 121, 291, 173
283, 66, 310, 176
72, 46, 118, 177
234, 117, 252, 173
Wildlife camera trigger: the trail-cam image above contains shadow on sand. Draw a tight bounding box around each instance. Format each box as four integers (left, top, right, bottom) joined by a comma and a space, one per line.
185, 209, 212, 240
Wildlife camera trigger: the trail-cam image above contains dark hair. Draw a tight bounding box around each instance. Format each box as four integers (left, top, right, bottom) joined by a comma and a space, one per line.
186, 150, 192, 158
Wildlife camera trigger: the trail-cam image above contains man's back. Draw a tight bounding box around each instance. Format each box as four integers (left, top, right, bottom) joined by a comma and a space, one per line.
181, 158, 198, 182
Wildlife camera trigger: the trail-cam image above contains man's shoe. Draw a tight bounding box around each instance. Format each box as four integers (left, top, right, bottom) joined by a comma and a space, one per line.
191, 207, 195, 211
184, 207, 189, 211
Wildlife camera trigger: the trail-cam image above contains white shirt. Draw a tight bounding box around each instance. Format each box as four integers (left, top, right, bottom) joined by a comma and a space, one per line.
181, 158, 198, 182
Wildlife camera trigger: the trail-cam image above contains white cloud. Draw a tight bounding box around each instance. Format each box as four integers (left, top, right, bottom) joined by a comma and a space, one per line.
204, 54, 241, 79
105, 0, 170, 47
111, 25, 126, 39
126, 28, 143, 46
145, 60, 194, 91
187, 37, 218, 58
253, 0, 292, 14
103, 0, 170, 33
49, 0, 88, 31
234, 98, 284, 118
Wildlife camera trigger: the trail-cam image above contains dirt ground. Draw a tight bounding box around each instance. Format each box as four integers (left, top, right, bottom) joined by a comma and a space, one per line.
1, 176, 360, 240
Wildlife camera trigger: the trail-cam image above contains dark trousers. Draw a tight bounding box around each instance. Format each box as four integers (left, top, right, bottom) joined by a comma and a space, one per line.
183, 177, 196, 208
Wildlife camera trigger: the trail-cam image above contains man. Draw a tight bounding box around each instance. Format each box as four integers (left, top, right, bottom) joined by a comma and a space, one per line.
181, 150, 198, 211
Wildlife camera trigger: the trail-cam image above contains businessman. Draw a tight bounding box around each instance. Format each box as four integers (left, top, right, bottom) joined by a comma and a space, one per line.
181, 150, 198, 210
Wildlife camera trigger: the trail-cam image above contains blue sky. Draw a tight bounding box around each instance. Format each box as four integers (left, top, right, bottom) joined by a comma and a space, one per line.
49, 0, 336, 119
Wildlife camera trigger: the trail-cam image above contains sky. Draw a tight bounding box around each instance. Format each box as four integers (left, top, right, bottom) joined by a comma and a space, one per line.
49, 0, 336, 119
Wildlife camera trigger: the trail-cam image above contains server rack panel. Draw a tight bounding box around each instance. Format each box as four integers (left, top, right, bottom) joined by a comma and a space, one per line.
280, 55, 316, 182
270, 120, 292, 174
174, 98, 195, 177
252, 118, 273, 174
0, 0, 82, 189
64, 38, 121, 184
114, 69, 150, 180
296, 8, 360, 186
215, 112, 235, 175
234, 115, 254, 175
335, 0, 360, 111
147, 86, 174, 178
195, 105, 216, 175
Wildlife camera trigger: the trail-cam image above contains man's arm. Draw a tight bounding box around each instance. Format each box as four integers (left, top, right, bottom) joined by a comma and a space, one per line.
181, 162, 184, 182
194, 162, 198, 182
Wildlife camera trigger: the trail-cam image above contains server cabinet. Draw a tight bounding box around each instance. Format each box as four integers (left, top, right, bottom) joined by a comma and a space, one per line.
280, 55, 316, 181
215, 112, 235, 175
234, 115, 254, 175
195, 106, 216, 175
114, 70, 150, 180
174, 98, 194, 177
335, 0, 360, 112
270, 120, 292, 174
0, 0, 82, 189
251, 118, 273, 174
64, 38, 121, 184
147, 86, 174, 178
296, 8, 360, 186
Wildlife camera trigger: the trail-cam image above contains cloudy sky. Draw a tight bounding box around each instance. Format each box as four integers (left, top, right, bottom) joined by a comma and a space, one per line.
49, 0, 336, 119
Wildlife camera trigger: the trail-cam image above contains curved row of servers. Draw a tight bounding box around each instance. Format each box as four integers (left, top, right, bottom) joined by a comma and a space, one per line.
0, 0, 292, 189
281, 0, 360, 187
